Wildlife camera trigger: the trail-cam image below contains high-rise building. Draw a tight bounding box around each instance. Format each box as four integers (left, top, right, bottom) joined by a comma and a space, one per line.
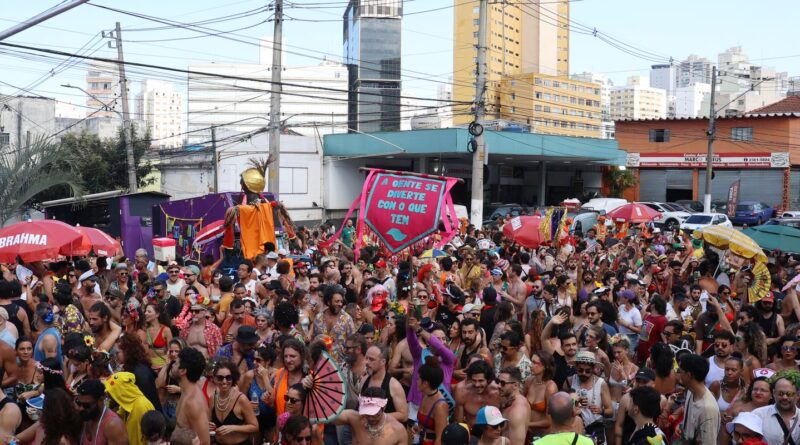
675, 83, 711, 118
678, 55, 713, 87
437, 83, 454, 128
85, 61, 121, 117
452, 0, 569, 125
650, 64, 678, 96
343, 0, 402, 133
571, 72, 615, 138
136, 80, 183, 149
610, 76, 667, 120
710, 46, 786, 116
499, 73, 601, 138
187, 40, 348, 145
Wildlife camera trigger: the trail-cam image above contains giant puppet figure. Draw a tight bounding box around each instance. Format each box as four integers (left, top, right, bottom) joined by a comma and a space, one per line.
223, 160, 296, 259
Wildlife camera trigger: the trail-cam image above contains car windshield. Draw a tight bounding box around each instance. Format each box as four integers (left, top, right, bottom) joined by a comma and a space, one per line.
736, 204, 754, 211
685, 215, 712, 224
663, 204, 684, 212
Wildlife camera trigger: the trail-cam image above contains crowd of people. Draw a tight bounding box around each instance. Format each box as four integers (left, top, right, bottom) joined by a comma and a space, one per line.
0, 212, 800, 445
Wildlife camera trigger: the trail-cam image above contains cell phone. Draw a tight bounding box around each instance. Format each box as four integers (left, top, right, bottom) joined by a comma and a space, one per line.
414, 299, 423, 319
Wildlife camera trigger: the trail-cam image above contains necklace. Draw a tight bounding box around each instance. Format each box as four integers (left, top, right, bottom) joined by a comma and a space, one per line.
363, 413, 386, 438
426, 390, 439, 397
215, 390, 234, 412
531, 376, 544, 385
636, 422, 657, 433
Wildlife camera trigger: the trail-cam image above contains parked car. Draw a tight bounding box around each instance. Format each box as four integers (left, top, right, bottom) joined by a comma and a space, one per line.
711, 200, 729, 214
765, 217, 800, 229
482, 204, 530, 227
782, 211, 800, 218
640, 202, 691, 232
580, 198, 628, 214
676, 200, 704, 213
680, 213, 733, 233
732, 201, 776, 226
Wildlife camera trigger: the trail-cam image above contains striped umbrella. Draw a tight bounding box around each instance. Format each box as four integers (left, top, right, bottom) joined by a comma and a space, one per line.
192, 220, 225, 248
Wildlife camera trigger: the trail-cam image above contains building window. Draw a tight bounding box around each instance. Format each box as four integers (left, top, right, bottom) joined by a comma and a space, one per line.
0, 133, 8, 148
279, 167, 308, 195
511, 106, 516, 113
473, 19, 479, 25
649, 129, 671, 142
511, 92, 515, 100
731, 127, 753, 141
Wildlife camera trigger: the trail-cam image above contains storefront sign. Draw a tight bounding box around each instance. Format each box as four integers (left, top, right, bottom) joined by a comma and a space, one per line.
626, 152, 789, 168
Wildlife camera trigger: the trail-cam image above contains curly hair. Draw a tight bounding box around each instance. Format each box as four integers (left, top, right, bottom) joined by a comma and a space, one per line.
118, 333, 152, 370
42, 388, 81, 445
739, 322, 768, 366
273, 301, 299, 329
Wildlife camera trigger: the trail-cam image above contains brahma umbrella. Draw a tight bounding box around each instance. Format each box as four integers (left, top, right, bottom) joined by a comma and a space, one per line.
605, 203, 661, 223
0, 220, 83, 262
502, 216, 545, 249
303, 350, 346, 424
73, 226, 121, 257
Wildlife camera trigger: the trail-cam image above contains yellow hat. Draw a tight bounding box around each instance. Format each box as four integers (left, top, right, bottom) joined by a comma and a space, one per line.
241, 168, 265, 193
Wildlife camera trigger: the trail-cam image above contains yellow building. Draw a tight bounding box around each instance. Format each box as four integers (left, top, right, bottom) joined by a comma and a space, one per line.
499, 73, 602, 138
453, 1, 569, 125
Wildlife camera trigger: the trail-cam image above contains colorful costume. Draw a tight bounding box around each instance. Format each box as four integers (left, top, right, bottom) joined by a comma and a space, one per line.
104, 372, 155, 445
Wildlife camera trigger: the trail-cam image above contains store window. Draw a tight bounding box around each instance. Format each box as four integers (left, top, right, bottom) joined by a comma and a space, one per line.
649, 129, 671, 143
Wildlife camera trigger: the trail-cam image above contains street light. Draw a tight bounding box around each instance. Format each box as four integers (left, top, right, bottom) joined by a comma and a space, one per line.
62, 83, 138, 192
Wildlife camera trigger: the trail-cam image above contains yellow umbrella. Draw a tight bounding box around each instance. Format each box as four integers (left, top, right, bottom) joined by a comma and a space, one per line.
698, 225, 768, 263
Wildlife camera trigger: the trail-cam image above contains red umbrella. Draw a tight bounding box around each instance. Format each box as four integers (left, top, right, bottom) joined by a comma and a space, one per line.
73, 226, 121, 257
0, 220, 83, 262
193, 220, 225, 248
605, 203, 661, 223
502, 216, 545, 249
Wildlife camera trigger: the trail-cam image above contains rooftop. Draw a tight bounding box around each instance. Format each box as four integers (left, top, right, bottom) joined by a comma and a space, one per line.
615, 112, 800, 123
748, 95, 800, 114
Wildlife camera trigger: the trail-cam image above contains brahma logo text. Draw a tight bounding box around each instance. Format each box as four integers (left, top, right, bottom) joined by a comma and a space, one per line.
0, 233, 48, 248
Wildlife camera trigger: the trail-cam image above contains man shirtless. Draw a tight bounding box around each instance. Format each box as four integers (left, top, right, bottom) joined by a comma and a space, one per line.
172, 348, 210, 445
180, 304, 222, 358
388, 333, 414, 390
0, 390, 20, 442
333, 387, 406, 445
454, 360, 500, 427
504, 264, 529, 314
498, 367, 530, 445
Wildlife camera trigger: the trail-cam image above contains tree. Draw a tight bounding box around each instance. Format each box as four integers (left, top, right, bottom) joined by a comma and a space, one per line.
609, 168, 638, 198
59, 125, 154, 194
0, 137, 83, 225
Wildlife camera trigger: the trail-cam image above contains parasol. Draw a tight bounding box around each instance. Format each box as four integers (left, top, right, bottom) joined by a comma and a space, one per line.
73, 226, 121, 257
748, 261, 771, 303
699, 225, 768, 263
742, 224, 800, 255
502, 216, 545, 249
192, 220, 226, 248
303, 350, 347, 424
605, 203, 661, 223
419, 248, 448, 259
0, 220, 84, 262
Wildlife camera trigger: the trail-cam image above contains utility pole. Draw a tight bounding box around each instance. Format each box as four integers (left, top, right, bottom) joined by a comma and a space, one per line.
469, 0, 488, 227
211, 127, 218, 192
268, 0, 283, 195
0, 0, 89, 41
114, 22, 137, 193
703, 66, 717, 213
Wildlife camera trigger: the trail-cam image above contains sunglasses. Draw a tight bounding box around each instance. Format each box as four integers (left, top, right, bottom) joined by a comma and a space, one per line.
488, 421, 507, 430
68, 274, 76, 278
662, 330, 677, 336
576, 367, 594, 375
284, 395, 301, 404
214, 374, 234, 382
782, 346, 797, 352
776, 390, 797, 398
168, 270, 180, 274
497, 379, 517, 387
190, 309, 205, 314
292, 436, 312, 444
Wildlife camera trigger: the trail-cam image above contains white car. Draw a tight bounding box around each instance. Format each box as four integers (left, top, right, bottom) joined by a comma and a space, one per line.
640, 202, 692, 232
782, 211, 800, 218
680, 213, 733, 233
580, 198, 628, 214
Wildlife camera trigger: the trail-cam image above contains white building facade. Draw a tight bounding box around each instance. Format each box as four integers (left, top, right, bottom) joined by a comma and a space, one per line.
610, 76, 667, 120
678, 55, 713, 88
85, 62, 121, 118
675, 82, 711, 118
650, 64, 678, 96
136, 80, 184, 149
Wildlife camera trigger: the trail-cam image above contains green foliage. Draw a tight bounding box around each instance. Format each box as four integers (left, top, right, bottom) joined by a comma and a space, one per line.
770, 368, 800, 391
609, 168, 638, 198
33, 125, 155, 203
0, 136, 84, 225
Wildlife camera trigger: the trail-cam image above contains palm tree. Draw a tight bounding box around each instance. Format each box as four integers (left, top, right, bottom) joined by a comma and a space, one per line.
0, 137, 83, 225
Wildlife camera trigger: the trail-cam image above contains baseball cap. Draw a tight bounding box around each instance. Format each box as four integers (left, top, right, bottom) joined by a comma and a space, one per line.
474, 406, 507, 426
490, 268, 503, 277
358, 395, 388, 416
114, 263, 128, 270
375, 259, 387, 269
634, 368, 656, 382
618, 289, 637, 300
277, 248, 288, 256
762, 293, 775, 303
266, 280, 283, 291
725, 411, 763, 436
266, 252, 279, 260
186, 265, 201, 276
76, 379, 106, 398
441, 423, 470, 445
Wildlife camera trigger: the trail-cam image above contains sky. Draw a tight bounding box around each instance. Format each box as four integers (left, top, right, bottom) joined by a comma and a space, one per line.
0, 0, 798, 113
